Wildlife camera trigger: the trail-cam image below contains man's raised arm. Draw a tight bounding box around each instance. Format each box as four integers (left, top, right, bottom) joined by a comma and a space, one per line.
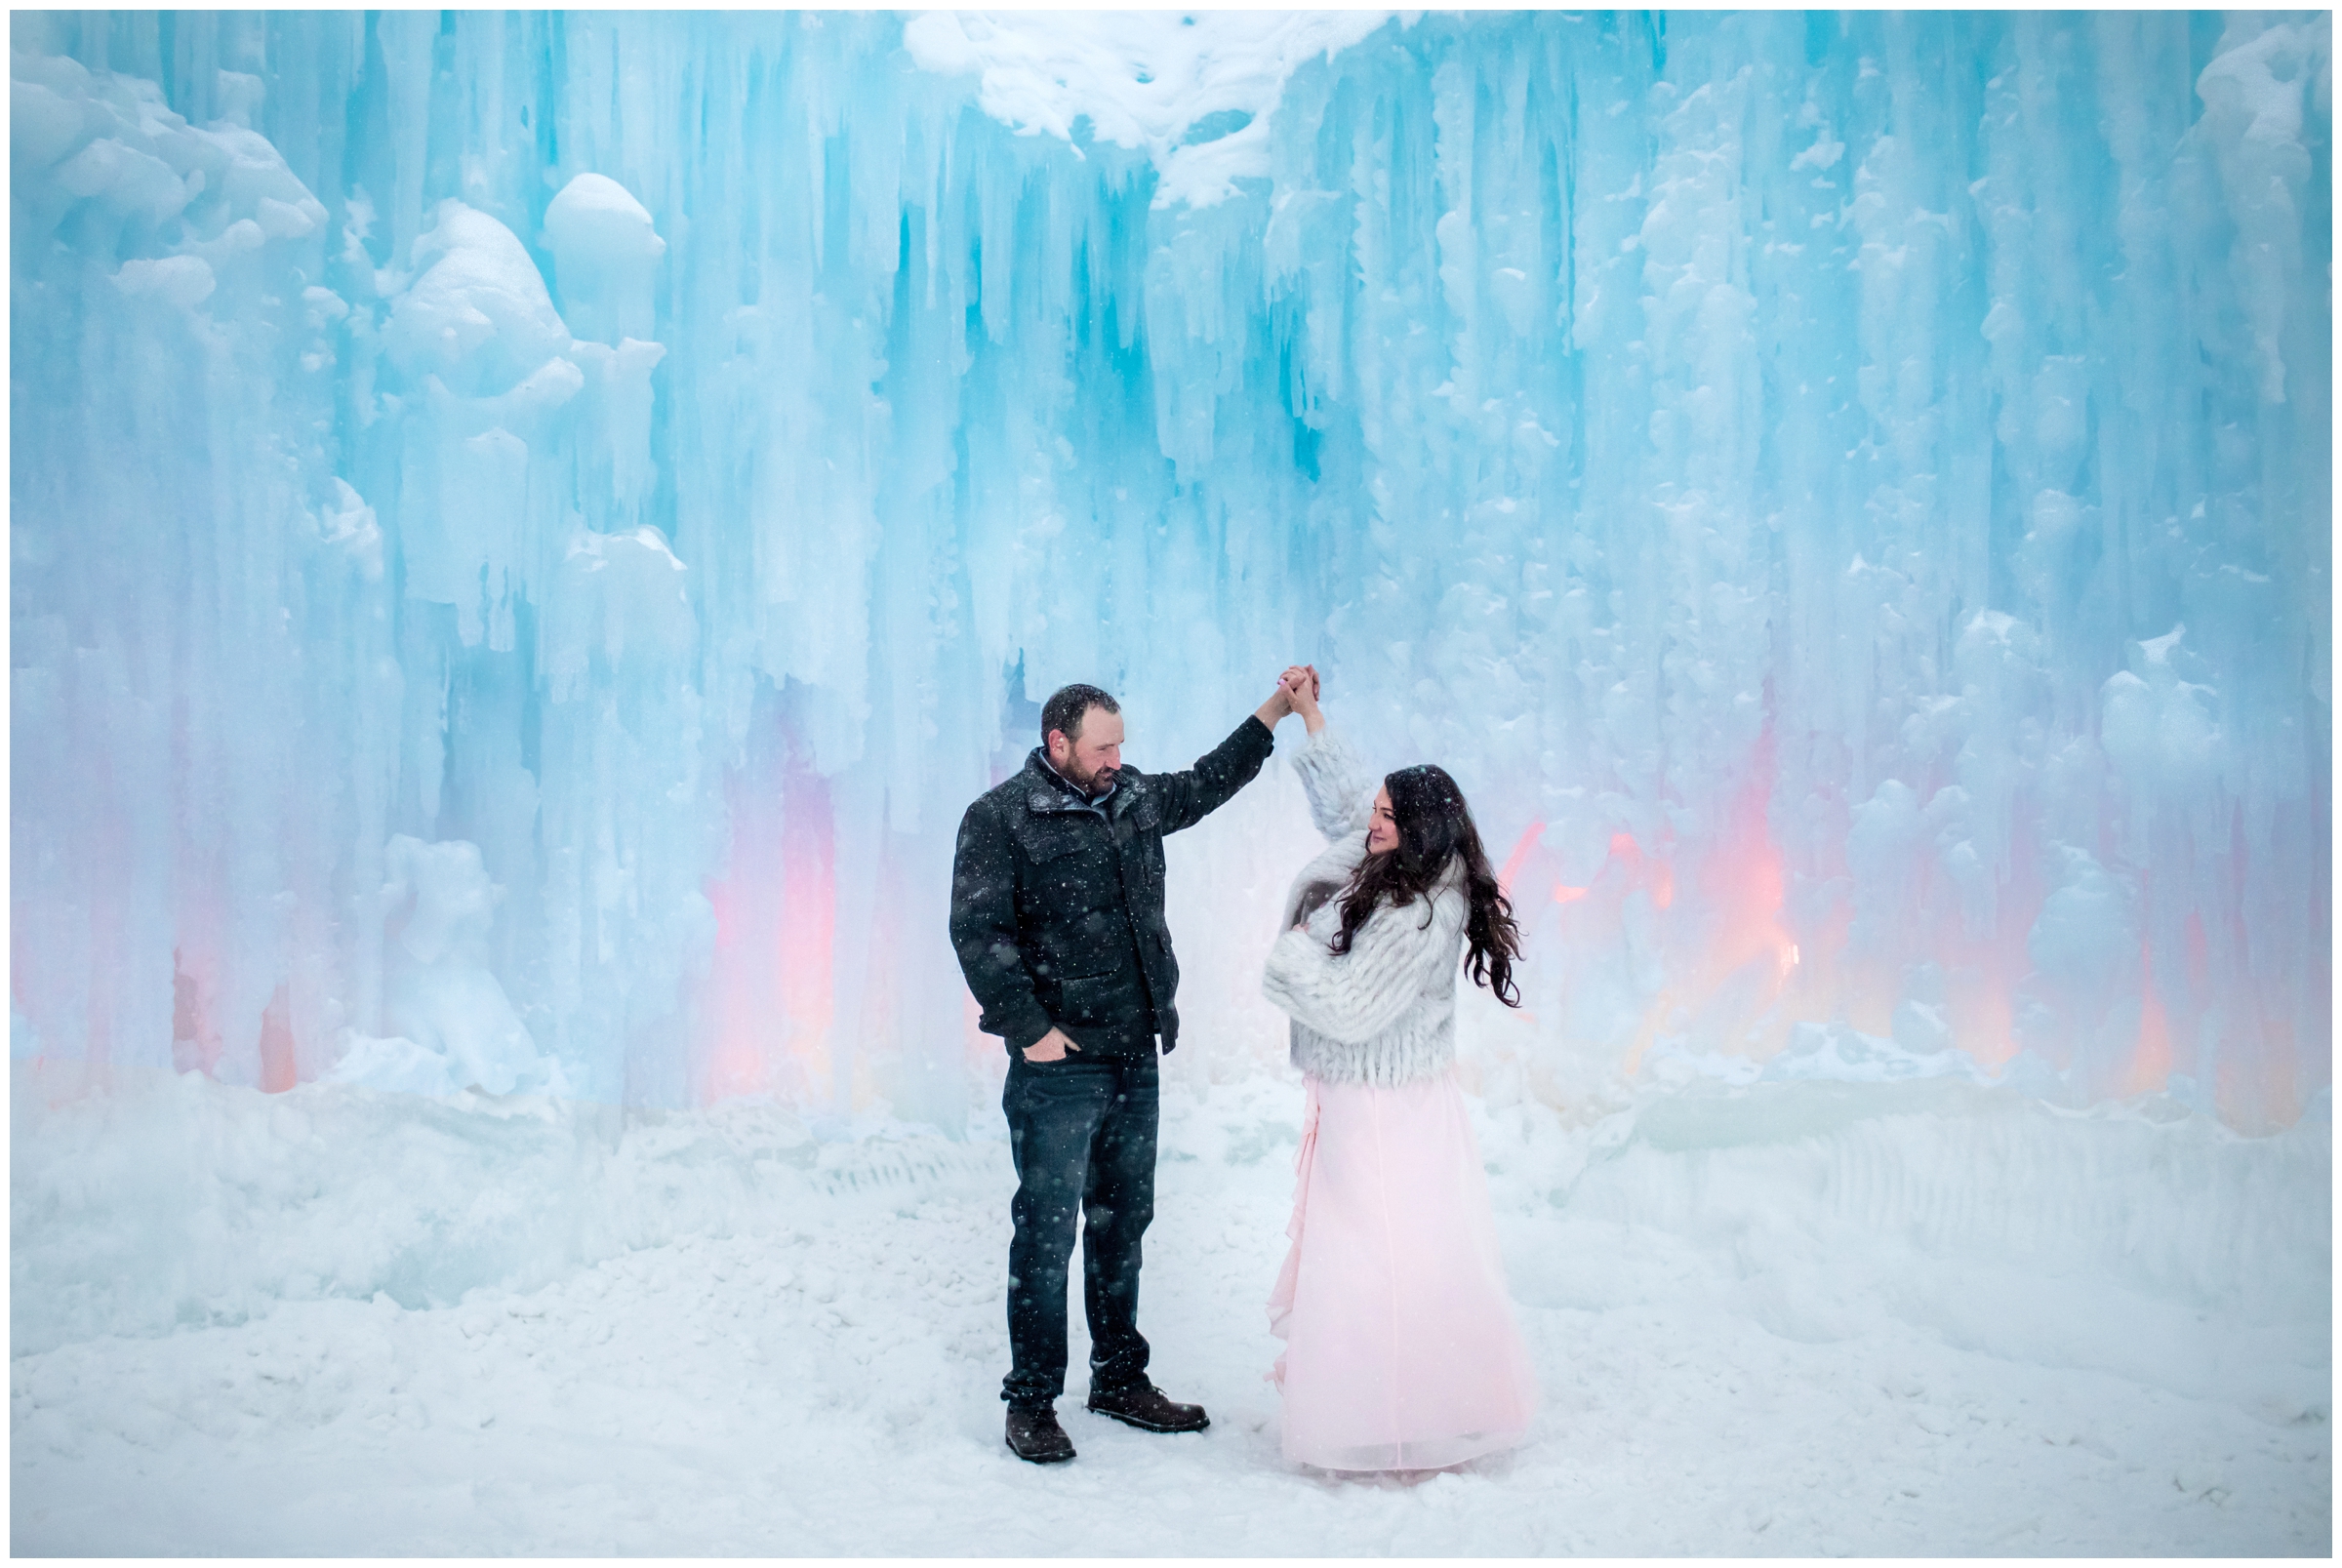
1152, 670, 1304, 835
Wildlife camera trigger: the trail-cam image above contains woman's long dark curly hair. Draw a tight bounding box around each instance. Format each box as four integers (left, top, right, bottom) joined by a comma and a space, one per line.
1329, 764, 1524, 1007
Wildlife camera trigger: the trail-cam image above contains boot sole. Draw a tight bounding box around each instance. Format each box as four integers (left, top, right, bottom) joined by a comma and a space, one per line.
1006, 1436, 1076, 1465
1085, 1402, 1210, 1434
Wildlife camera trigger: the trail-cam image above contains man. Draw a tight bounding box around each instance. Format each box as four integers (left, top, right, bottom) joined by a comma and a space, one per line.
949, 671, 1307, 1464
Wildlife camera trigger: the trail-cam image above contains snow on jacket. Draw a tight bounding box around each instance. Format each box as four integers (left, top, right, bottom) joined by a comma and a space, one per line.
1261, 726, 1469, 1088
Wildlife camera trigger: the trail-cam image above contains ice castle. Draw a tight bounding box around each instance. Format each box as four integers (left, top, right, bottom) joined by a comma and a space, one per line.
10, 11, 2331, 1130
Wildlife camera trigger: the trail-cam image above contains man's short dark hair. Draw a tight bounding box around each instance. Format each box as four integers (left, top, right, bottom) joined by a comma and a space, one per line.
1041, 683, 1120, 744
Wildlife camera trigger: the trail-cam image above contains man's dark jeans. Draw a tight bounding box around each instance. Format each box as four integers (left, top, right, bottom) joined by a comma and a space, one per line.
1001, 1052, 1158, 1411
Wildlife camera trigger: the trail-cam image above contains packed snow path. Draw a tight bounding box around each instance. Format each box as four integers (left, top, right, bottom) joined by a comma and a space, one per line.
12, 1065, 2328, 1555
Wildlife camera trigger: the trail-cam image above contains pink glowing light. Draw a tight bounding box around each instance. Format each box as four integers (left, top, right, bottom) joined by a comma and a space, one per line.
775, 758, 838, 1100
701, 731, 840, 1106
1495, 823, 1543, 899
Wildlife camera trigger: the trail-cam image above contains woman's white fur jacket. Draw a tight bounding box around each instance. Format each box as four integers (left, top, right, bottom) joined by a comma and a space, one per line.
1261, 727, 1469, 1088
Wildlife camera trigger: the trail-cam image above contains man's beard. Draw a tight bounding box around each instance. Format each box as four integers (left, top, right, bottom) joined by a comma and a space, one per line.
1062, 753, 1117, 796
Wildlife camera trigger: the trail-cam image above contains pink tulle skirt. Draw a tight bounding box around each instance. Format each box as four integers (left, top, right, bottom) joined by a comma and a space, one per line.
1267, 1069, 1539, 1471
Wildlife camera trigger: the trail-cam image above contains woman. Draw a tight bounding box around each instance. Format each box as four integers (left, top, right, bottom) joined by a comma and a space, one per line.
1261, 668, 1539, 1472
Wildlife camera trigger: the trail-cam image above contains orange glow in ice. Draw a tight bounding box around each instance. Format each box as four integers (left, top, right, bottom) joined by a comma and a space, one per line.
677, 726, 2312, 1132
1949, 974, 2020, 1071
258, 985, 298, 1094
1658, 731, 1804, 1057
1688, 829, 1797, 985
1589, 830, 1674, 910
1496, 823, 1544, 897
1475, 727, 2226, 1092
2120, 936, 2175, 1098
169, 942, 224, 1077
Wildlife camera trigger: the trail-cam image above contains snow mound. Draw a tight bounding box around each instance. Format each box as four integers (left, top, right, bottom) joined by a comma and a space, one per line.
386, 200, 573, 396
12, 46, 326, 281
1558, 1076, 2326, 1368
363, 836, 570, 1100
905, 10, 1394, 208
10, 1062, 821, 1355
542, 171, 664, 344
542, 172, 664, 266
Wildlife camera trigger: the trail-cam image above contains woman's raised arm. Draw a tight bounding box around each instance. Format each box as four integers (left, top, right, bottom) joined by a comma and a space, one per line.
1284, 671, 1377, 839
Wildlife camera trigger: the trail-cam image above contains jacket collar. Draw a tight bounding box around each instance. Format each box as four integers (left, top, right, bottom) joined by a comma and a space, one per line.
1022, 747, 1123, 817
1021, 748, 1152, 821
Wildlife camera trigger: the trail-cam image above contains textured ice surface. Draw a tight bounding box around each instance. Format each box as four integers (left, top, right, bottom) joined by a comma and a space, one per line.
903, 11, 1390, 208
9, 1061, 2329, 1553
8, 13, 2332, 1130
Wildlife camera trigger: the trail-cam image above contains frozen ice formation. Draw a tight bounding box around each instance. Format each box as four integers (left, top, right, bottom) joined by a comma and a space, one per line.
542, 172, 666, 344
366, 834, 571, 1098
388, 200, 575, 395
8, 12, 2330, 1129
904, 11, 1392, 209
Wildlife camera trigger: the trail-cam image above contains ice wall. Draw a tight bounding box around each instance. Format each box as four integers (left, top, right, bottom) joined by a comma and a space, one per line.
10, 12, 2330, 1129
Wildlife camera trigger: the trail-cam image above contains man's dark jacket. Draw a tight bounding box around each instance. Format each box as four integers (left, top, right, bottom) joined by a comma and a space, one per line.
949, 716, 1275, 1057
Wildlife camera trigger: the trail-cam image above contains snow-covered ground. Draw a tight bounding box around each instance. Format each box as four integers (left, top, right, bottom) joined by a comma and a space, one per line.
11, 1058, 2329, 1555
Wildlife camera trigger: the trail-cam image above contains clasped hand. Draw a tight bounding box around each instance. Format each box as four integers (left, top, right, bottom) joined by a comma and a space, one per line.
1253, 663, 1323, 728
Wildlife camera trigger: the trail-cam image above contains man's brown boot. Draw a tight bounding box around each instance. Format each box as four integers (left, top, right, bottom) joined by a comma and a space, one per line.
1006, 1405, 1076, 1464
1086, 1382, 1210, 1433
